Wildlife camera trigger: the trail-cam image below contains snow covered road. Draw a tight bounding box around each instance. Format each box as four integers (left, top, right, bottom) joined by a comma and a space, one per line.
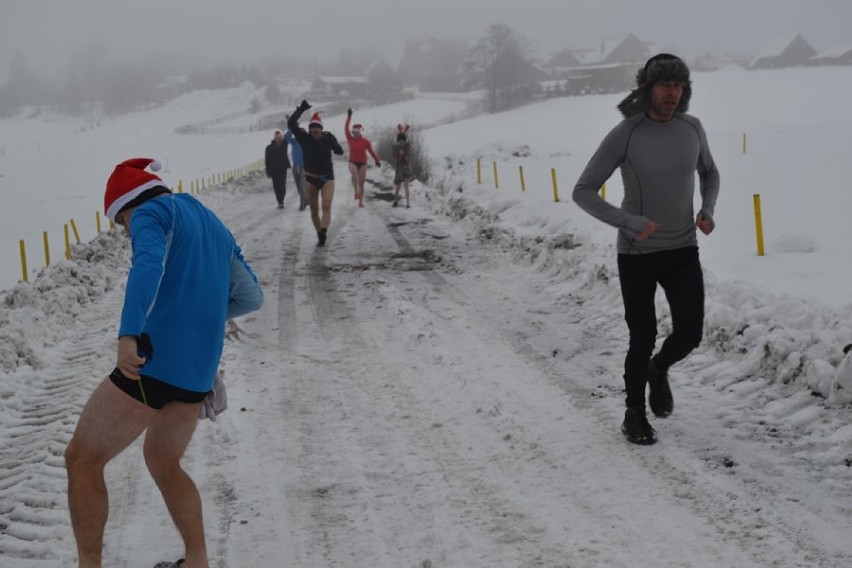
2, 168, 852, 567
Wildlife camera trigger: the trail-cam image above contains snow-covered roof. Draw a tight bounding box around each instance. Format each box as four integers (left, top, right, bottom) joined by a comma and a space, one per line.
750, 34, 804, 66
812, 43, 852, 60
316, 76, 369, 84
578, 35, 630, 65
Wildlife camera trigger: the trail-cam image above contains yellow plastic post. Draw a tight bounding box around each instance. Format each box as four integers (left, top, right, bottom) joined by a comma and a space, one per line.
753, 194, 765, 256
742, 133, 747, 154
476, 158, 482, 184
492, 162, 499, 189
19, 240, 28, 282
600, 182, 606, 201
109, 219, 115, 231
551, 168, 560, 202
96, 211, 102, 234
178, 180, 183, 194
70, 219, 80, 243
64, 224, 71, 260
43, 231, 50, 267
519, 166, 526, 192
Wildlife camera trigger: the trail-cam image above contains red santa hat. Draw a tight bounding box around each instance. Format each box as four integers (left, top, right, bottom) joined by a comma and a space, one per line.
351, 123, 363, 132
104, 158, 163, 221
308, 112, 323, 128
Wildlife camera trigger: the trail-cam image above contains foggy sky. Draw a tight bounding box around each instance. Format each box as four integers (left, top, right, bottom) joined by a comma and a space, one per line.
3, 0, 852, 77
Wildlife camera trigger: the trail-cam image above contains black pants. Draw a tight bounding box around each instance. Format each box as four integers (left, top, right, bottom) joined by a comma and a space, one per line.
271, 172, 288, 205
618, 246, 704, 410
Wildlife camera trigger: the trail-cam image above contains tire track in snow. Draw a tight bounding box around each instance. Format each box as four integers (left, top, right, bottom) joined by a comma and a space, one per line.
0, 291, 121, 567
404, 189, 852, 567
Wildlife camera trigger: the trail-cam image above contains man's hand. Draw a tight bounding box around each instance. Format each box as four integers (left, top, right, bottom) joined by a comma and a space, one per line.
696, 212, 714, 235
297, 100, 311, 113
117, 335, 146, 380
347, 108, 353, 117
636, 221, 660, 241
375, 160, 381, 167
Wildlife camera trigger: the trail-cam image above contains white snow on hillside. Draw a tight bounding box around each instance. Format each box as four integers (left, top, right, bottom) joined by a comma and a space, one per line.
1, 66, 852, 567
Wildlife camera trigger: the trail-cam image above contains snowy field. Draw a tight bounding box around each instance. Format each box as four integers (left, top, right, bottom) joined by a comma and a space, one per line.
1, 65, 852, 567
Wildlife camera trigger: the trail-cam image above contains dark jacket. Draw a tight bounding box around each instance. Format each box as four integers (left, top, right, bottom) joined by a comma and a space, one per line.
265, 139, 291, 176
287, 108, 344, 177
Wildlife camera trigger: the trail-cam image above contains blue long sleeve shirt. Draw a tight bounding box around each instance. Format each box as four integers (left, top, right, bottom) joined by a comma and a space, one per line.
284, 129, 304, 167
119, 193, 262, 392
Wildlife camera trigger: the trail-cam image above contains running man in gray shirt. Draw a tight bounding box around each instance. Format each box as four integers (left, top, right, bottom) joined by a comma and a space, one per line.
573, 53, 720, 445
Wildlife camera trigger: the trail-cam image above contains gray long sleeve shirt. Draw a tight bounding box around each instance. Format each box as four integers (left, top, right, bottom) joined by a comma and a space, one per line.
572, 112, 720, 254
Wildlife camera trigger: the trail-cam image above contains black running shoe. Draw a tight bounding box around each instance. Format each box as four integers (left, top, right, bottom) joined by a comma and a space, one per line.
621, 408, 657, 445
317, 228, 327, 247
648, 360, 673, 418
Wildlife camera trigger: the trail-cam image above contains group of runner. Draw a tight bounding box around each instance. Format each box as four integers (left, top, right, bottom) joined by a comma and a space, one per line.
65, 53, 724, 567
269, 100, 414, 247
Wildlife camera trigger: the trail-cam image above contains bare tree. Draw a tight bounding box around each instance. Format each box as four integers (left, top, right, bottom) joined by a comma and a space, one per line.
0, 52, 43, 116
63, 43, 109, 114
467, 24, 534, 113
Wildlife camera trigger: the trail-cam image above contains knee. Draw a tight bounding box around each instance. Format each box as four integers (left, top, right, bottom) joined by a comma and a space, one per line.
321, 201, 332, 213
65, 437, 102, 474
627, 325, 657, 351
64, 439, 82, 471
144, 449, 181, 484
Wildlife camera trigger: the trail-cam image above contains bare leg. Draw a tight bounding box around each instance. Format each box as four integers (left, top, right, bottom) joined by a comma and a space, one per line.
320, 181, 335, 229
65, 379, 157, 567
404, 180, 411, 207
144, 401, 208, 568
348, 162, 359, 199
393, 183, 401, 205
307, 183, 321, 231
357, 165, 367, 207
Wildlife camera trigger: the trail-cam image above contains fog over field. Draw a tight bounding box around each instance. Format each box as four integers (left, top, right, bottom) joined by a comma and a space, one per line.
3, 0, 851, 77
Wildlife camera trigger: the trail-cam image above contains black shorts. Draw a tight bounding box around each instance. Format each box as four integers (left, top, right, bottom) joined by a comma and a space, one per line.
349, 161, 366, 169
305, 174, 333, 189
110, 368, 210, 409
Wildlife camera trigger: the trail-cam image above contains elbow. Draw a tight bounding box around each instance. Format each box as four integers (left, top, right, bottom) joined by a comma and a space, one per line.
249, 289, 264, 311
227, 288, 264, 319
243, 287, 264, 312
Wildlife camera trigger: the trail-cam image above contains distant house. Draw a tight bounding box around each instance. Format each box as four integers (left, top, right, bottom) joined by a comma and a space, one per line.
546, 34, 653, 95
311, 76, 371, 99
365, 59, 402, 93
811, 43, 852, 66
578, 33, 652, 66
309, 59, 402, 101
462, 54, 547, 92
397, 38, 469, 92
544, 49, 583, 70
692, 53, 751, 72
750, 34, 817, 69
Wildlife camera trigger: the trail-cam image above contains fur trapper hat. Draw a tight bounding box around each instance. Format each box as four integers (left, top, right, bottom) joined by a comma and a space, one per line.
617, 53, 692, 118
